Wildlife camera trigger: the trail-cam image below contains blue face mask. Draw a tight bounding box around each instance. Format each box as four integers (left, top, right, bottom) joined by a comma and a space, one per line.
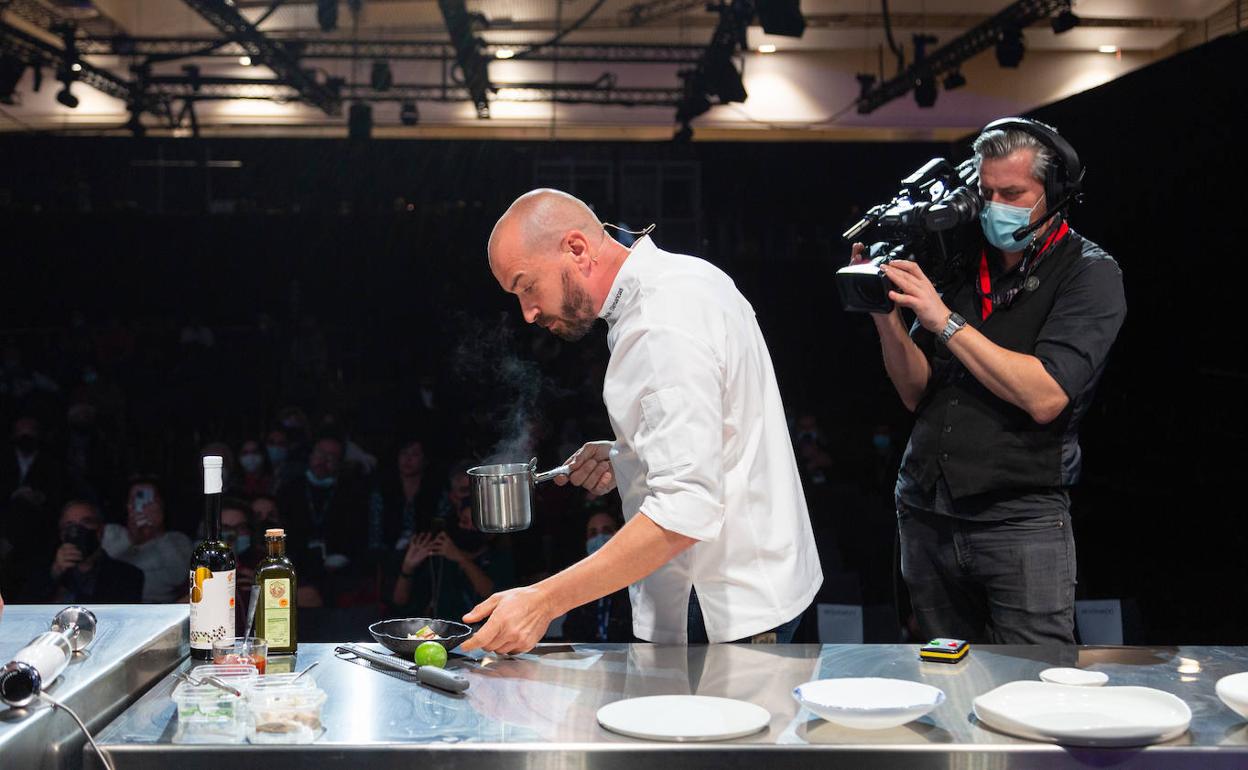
306, 469, 336, 489
872, 434, 891, 453
266, 445, 288, 465
233, 535, 252, 555
980, 194, 1045, 252
586, 532, 612, 556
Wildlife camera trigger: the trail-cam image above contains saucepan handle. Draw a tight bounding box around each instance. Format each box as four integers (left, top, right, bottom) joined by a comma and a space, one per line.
533, 464, 572, 485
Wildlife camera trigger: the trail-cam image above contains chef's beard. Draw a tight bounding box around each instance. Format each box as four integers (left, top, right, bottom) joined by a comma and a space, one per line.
543, 267, 597, 341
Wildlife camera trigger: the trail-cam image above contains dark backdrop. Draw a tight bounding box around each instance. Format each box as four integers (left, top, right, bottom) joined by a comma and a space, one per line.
0, 32, 1243, 643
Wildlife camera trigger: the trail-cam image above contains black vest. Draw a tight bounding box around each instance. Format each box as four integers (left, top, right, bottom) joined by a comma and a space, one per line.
899, 230, 1085, 500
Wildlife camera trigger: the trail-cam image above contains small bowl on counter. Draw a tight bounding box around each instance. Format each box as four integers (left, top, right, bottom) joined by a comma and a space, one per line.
1216, 672, 1248, 720
369, 617, 474, 655
793, 677, 946, 731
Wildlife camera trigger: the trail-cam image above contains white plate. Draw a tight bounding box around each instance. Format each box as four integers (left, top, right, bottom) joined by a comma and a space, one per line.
1039, 667, 1108, 687
1216, 672, 1248, 719
973, 681, 1191, 747
793, 677, 945, 731
596, 695, 770, 742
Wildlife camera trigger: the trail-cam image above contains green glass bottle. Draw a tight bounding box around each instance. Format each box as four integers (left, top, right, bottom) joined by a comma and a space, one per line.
254, 528, 298, 655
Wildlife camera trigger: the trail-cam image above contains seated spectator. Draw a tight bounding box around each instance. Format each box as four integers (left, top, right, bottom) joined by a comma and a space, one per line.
221, 499, 262, 628
248, 493, 322, 608
237, 439, 275, 498
102, 478, 193, 603
278, 435, 368, 603
265, 426, 304, 492
1, 415, 65, 595
390, 463, 514, 620
318, 411, 378, 478
26, 500, 144, 604
369, 438, 438, 554
560, 510, 634, 642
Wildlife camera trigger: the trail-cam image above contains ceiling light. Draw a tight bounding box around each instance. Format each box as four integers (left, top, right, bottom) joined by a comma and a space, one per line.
758, 44, 777, 54
70, 62, 82, 73
238, 55, 252, 66
1098, 45, 1119, 54
56, 84, 78, 108
495, 48, 515, 59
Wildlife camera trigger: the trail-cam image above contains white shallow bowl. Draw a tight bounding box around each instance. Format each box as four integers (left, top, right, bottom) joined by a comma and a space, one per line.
973, 681, 1191, 747
793, 677, 946, 731
1039, 667, 1108, 687
1216, 672, 1248, 719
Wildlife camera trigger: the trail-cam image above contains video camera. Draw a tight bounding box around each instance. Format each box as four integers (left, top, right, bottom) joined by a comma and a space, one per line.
836, 157, 982, 314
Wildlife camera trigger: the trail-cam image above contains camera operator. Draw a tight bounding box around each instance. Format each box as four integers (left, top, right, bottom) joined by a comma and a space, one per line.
855, 118, 1126, 645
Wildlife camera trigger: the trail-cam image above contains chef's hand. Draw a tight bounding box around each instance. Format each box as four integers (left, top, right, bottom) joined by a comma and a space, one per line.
881, 260, 951, 332
555, 440, 616, 495
460, 586, 554, 655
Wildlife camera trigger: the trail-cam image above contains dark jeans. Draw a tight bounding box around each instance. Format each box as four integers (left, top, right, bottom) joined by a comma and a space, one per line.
687, 590, 803, 644
898, 504, 1076, 645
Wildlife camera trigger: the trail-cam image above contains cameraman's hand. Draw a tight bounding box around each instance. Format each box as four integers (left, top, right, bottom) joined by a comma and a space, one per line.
849, 242, 870, 266
881, 260, 951, 333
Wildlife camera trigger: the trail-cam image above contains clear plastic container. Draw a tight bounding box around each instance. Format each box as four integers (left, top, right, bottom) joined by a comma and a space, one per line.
172, 684, 246, 744
246, 685, 327, 744
245, 671, 318, 694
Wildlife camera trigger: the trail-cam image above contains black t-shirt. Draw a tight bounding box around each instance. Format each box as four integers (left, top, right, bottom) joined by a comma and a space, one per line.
896, 224, 1126, 519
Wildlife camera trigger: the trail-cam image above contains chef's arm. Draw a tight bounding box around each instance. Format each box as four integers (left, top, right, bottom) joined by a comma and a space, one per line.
537, 512, 695, 615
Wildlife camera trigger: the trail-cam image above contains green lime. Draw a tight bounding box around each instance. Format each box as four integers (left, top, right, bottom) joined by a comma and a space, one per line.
414, 641, 447, 668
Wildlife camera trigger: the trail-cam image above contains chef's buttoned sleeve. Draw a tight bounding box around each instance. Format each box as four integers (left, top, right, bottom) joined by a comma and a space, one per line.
610, 321, 726, 542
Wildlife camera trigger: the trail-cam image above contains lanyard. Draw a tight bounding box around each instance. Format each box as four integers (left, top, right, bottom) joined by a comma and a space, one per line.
977, 221, 1069, 320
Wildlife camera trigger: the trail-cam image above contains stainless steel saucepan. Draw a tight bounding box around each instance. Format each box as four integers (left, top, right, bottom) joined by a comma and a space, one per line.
468, 457, 571, 533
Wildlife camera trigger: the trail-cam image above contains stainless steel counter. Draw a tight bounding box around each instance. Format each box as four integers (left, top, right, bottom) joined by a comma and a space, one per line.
0, 604, 189, 770
93, 642, 1248, 769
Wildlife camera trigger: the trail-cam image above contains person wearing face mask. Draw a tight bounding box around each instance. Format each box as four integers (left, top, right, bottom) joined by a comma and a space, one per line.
264, 427, 303, 494
561, 510, 635, 642
26, 500, 144, 603
220, 501, 262, 627
278, 434, 369, 602
391, 463, 514, 621
237, 439, 275, 498
848, 118, 1126, 645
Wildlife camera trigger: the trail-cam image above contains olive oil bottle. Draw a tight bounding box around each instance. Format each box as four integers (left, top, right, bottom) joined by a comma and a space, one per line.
254, 528, 298, 655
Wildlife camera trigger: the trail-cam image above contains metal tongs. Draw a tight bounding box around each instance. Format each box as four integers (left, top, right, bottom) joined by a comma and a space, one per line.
175, 670, 243, 697
335, 643, 470, 693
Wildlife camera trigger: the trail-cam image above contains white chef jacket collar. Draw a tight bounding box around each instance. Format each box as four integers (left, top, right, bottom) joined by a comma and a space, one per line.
598, 234, 655, 324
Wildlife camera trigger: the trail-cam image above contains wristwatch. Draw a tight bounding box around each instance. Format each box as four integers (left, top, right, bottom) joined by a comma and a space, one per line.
938, 312, 967, 345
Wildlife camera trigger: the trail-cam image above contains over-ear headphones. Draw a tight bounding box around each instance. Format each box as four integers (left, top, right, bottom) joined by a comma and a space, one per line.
979, 117, 1084, 207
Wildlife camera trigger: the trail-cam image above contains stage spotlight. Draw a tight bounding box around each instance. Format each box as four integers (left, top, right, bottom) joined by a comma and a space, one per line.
996, 25, 1025, 68
914, 75, 937, 108
942, 70, 966, 90
1051, 7, 1080, 34
56, 84, 79, 108
348, 101, 372, 140
317, 0, 338, 32
673, 122, 693, 143
755, 0, 805, 38
704, 54, 747, 103
0, 55, 24, 105
370, 60, 393, 91
400, 100, 419, 126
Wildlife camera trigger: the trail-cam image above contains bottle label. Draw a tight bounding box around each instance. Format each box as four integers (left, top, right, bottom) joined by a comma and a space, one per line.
189, 567, 236, 651
261, 577, 292, 648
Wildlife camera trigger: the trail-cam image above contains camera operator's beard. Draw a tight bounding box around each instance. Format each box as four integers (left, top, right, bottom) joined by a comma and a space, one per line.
547, 267, 597, 341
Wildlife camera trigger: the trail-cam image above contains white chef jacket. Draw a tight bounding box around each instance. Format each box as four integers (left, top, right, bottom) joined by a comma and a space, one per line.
599, 235, 823, 643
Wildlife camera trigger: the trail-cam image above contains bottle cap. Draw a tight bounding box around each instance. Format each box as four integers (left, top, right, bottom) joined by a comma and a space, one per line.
265, 528, 285, 538
203, 455, 224, 494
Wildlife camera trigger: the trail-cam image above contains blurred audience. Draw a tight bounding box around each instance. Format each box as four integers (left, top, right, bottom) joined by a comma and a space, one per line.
237, 438, 275, 498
